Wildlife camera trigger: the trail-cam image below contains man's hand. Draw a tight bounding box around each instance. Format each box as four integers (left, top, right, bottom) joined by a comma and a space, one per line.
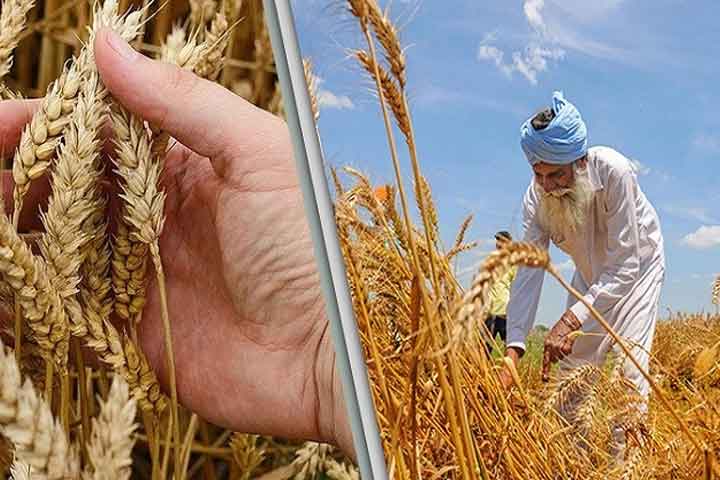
0, 29, 354, 460
499, 346, 523, 389
542, 310, 582, 381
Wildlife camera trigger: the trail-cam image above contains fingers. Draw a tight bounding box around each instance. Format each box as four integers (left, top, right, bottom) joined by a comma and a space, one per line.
0, 98, 41, 159
94, 28, 290, 181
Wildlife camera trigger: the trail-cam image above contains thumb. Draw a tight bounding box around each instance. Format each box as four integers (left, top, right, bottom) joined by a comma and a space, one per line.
93, 28, 289, 180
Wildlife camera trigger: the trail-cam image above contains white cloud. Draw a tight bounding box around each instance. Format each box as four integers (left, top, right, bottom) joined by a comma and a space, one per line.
312, 75, 355, 110
524, 0, 547, 34
511, 44, 565, 85
681, 225, 720, 250
317, 90, 355, 110
692, 133, 720, 153
477, 0, 565, 85
629, 158, 651, 176
478, 0, 637, 83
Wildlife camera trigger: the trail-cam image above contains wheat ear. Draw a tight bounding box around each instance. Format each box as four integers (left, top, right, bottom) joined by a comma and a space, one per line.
0, 339, 80, 479
452, 241, 550, 344
0, 213, 68, 370
0, 0, 35, 81
194, 11, 230, 81
303, 58, 320, 123
38, 71, 106, 340
82, 375, 138, 480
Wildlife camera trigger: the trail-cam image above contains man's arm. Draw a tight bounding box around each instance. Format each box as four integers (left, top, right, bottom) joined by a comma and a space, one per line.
505, 184, 549, 353
568, 167, 641, 324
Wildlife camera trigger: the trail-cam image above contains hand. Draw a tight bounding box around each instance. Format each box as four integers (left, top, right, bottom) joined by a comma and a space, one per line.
542, 310, 582, 381
0, 29, 354, 460
499, 346, 523, 389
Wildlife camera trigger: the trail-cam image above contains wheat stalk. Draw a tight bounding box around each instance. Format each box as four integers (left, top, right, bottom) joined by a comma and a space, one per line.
82, 375, 138, 480
0, 339, 80, 479
712, 275, 720, 306
0, 0, 34, 81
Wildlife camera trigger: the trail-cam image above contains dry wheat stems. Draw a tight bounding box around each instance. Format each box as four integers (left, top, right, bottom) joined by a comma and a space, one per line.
0, 339, 80, 479
82, 376, 137, 480
0, 0, 34, 81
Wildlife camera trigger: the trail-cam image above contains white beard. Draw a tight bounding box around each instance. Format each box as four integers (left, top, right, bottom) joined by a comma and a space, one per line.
536, 167, 594, 240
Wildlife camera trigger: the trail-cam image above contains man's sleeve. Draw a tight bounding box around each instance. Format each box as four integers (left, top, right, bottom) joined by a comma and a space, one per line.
569, 169, 640, 325
506, 185, 549, 352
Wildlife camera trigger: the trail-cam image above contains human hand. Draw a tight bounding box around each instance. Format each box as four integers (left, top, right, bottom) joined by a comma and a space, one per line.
0, 28, 354, 460
542, 310, 582, 381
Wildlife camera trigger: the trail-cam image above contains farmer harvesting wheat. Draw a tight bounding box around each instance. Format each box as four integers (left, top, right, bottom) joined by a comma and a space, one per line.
501, 91, 666, 405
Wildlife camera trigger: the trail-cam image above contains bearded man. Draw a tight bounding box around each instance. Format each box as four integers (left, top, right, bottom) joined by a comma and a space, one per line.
501, 91, 666, 407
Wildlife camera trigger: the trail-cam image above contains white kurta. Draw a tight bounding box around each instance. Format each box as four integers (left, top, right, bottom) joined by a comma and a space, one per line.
506, 146, 665, 398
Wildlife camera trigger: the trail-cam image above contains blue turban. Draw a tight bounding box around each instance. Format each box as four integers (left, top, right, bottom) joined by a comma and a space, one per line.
520, 91, 587, 165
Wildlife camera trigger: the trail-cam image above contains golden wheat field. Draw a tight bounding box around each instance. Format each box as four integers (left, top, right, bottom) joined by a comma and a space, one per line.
0, 0, 358, 478
320, 1, 720, 479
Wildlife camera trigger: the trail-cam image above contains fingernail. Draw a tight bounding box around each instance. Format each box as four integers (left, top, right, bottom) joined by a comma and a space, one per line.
104, 28, 138, 61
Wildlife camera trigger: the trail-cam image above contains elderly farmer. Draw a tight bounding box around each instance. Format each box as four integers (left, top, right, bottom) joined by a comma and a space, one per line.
502, 91, 665, 404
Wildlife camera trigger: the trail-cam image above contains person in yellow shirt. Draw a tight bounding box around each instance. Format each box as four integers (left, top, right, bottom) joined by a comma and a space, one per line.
485, 231, 517, 355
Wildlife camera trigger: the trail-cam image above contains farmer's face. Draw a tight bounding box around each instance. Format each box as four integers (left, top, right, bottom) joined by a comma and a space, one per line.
532, 162, 575, 194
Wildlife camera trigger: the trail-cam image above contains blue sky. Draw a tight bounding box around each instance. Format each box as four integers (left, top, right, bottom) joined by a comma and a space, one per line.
289, 0, 720, 326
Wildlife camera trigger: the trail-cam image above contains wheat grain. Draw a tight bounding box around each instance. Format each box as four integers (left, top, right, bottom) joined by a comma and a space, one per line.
83, 376, 137, 480
712, 275, 720, 306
